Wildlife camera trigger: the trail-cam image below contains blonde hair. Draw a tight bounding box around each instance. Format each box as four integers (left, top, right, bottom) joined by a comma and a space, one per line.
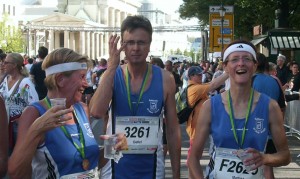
42, 48, 88, 91
7, 53, 29, 77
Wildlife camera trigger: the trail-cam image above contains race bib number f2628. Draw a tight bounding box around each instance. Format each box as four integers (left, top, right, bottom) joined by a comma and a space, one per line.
214, 148, 263, 179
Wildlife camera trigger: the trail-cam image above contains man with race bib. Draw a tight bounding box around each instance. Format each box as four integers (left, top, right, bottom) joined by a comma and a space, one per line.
89, 15, 181, 179
187, 40, 290, 179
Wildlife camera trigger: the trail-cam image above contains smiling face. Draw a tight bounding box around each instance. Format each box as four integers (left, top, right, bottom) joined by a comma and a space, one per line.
61, 69, 88, 106
225, 51, 257, 85
122, 28, 151, 64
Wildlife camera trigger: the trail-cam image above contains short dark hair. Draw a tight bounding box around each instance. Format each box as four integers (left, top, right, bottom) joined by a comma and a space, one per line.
121, 15, 153, 43
0, 53, 6, 61
256, 53, 268, 72
150, 57, 164, 69
38, 46, 48, 59
28, 58, 34, 64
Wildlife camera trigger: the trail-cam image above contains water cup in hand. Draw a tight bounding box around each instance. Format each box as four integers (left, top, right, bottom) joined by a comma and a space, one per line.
50, 98, 66, 107
104, 135, 118, 159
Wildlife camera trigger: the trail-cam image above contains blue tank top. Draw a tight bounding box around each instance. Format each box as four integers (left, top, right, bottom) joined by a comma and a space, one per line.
111, 65, 164, 179
210, 93, 270, 151
31, 102, 99, 178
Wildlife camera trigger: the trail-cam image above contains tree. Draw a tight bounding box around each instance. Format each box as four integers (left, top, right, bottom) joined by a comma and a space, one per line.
0, 14, 25, 53
178, 0, 300, 39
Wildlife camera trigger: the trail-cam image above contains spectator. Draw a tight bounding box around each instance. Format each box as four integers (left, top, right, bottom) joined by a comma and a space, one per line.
30, 46, 49, 100
0, 53, 7, 84
165, 60, 182, 92
0, 53, 39, 153
0, 96, 8, 178
25, 58, 34, 72
276, 54, 290, 85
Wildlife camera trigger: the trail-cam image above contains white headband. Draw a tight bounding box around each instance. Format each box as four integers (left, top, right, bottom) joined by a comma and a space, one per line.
45, 62, 87, 76
223, 43, 257, 62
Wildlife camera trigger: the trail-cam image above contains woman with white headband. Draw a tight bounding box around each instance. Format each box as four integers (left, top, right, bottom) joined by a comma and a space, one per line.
8, 48, 127, 178
188, 40, 290, 179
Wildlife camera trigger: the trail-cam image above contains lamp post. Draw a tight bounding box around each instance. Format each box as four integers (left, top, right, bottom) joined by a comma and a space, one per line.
219, 4, 226, 60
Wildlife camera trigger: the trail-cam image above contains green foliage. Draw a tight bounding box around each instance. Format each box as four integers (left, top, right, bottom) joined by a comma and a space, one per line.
179, 0, 300, 39
0, 14, 25, 53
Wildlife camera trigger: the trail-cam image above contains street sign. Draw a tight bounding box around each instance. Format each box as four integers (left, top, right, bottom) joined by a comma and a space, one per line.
209, 6, 234, 53
209, 6, 234, 13
221, 28, 232, 34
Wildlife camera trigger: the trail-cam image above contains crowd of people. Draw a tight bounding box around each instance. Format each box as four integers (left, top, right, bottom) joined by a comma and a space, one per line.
0, 15, 297, 179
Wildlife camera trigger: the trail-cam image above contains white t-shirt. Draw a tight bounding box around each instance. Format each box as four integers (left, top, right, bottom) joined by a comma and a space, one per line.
0, 76, 39, 119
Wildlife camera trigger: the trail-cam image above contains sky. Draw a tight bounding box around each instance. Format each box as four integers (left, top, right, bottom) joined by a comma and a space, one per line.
18, 0, 197, 24
152, 0, 183, 15
149, 0, 198, 24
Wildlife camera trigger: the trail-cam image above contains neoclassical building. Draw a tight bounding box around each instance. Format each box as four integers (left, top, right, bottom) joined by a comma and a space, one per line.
25, 0, 141, 59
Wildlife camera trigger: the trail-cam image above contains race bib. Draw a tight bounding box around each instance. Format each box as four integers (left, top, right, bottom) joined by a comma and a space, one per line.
115, 116, 159, 154
60, 168, 99, 179
214, 148, 264, 179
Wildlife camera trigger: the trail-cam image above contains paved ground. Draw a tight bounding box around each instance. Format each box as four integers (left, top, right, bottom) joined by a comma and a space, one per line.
165, 124, 300, 179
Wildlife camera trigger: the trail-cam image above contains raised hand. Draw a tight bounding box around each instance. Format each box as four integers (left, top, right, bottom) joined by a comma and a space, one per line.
108, 34, 126, 69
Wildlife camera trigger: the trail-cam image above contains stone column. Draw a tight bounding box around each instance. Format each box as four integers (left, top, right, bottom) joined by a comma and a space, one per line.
120, 11, 126, 23
64, 30, 70, 48
55, 31, 60, 49
91, 32, 95, 59
96, 33, 100, 59
28, 30, 32, 57
70, 32, 75, 51
109, 8, 115, 27
115, 10, 121, 27
101, 5, 109, 25
86, 31, 91, 57
99, 33, 104, 56
104, 32, 109, 56
80, 31, 86, 55
48, 30, 54, 52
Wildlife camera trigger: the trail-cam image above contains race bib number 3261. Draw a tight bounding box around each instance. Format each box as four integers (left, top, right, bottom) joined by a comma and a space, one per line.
115, 116, 159, 154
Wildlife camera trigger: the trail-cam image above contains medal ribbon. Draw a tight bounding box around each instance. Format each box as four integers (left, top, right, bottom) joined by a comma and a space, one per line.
44, 97, 87, 160
227, 88, 254, 148
125, 64, 151, 115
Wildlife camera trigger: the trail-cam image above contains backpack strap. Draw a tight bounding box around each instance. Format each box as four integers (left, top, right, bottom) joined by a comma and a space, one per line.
186, 84, 201, 108
186, 84, 202, 119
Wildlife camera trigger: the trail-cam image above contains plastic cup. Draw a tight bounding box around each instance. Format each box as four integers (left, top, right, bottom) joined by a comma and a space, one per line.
238, 151, 255, 172
104, 135, 118, 159
50, 98, 66, 107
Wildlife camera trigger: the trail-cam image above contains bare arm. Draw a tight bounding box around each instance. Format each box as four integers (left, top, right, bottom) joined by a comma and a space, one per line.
163, 70, 181, 179
243, 99, 290, 170
89, 35, 126, 118
208, 72, 228, 92
188, 99, 211, 179
0, 97, 8, 178
263, 100, 290, 166
8, 106, 73, 179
